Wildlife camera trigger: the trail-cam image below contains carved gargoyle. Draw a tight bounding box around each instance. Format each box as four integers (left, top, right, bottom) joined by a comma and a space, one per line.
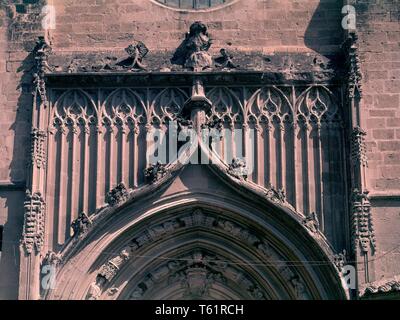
144, 161, 167, 183
106, 182, 129, 206
71, 212, 92, 238
171, 21, 213, 71
214, 48, 238, 69
227, 158, 248, 180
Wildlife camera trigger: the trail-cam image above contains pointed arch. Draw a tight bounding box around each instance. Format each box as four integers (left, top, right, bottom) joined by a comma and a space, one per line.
101, 88, 147, 127
51, 89, 98, 130
206, 87, 245, 125
45, 157, 347, 300
246, 86, 294, 126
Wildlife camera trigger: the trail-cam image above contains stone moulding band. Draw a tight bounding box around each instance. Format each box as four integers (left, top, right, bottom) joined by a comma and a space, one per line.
43, 71, 343, 88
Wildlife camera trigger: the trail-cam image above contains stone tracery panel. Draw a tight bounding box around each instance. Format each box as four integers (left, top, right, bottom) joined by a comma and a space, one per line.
45, 84, 346, 250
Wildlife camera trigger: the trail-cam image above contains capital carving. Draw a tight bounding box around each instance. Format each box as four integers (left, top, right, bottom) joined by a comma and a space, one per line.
21, 190, 46, 255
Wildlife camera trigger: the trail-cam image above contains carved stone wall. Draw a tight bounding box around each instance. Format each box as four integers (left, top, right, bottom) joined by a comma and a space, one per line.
0, 0, 399, 300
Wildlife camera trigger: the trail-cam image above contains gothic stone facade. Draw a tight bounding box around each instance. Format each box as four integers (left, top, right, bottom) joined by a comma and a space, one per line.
0, 0, 399, 300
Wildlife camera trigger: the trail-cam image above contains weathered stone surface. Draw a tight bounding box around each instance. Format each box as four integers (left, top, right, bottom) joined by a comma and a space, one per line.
0, 0, 399, 301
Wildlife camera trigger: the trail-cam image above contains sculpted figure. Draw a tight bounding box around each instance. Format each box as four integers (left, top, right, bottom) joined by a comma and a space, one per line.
86, 276, 106, 300
172, 22, 213, 71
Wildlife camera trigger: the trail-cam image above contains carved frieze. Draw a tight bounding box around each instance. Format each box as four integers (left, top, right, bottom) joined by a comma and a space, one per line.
82, 210, 312, 300
278, 265, 310, 300
21, 190, 46, 255
351, 189, 376, 255
105, 183, 130, 207
217, 219, 259, 246
130, 251, 266, 300
182, 266, 222, 299
67, 40, 148, 73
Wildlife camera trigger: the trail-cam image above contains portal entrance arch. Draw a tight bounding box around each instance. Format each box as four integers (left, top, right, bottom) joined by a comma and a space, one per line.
46, 181, 347, 300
